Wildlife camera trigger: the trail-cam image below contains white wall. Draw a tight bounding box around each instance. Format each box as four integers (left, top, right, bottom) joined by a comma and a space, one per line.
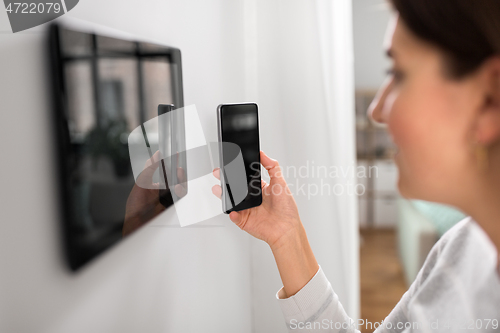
353, 0, 391, 90
0, 1, 254, 332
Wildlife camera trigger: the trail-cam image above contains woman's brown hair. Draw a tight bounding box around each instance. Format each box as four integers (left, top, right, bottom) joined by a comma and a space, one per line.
390, 0, 500, 78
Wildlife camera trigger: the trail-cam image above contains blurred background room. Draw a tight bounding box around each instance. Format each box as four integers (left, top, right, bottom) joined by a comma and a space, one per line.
0, 1, 466, 333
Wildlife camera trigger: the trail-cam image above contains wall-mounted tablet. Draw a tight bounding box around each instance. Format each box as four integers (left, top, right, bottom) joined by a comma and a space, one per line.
49, 23, 184, 271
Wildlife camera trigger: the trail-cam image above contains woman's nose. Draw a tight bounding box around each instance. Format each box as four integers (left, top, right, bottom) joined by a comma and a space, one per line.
367, 77, 393, 124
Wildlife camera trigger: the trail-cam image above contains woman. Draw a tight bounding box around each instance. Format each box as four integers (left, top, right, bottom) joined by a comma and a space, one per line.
213, 0, 500, 331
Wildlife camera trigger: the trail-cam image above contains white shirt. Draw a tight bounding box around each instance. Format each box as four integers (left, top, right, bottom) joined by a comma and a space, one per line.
276, 218, 500, 332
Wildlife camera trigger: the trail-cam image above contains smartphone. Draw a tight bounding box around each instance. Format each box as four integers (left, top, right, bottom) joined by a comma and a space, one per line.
217, 103, 262, 213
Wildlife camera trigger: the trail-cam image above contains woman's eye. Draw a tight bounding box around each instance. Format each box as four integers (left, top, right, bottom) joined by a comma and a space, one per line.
386, 68, 405, 83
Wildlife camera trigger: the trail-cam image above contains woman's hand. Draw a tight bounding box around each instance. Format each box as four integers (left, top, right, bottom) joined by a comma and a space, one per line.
212, 150, 301, 251
212, 151, 318, 297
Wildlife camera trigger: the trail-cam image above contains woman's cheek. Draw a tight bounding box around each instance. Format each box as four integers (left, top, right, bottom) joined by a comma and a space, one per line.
387, 84, 434, 158
386, 96, 425, 190
386, 93, 410, 154
386, 89, 449, 199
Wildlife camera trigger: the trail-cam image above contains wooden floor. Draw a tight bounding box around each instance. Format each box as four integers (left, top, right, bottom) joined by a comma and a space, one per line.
359, 229, 408, 333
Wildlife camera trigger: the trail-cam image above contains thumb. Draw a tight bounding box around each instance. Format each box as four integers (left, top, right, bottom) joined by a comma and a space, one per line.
229, 211, 242, 226
260, 151, 284, 183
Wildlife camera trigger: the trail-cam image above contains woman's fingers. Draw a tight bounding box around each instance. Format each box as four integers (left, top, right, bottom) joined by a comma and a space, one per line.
229, 211, 242, 225
210, 183, 242, 226
212, 184, 222, 198
212, 169, 222, 198
213, 168, 220, 180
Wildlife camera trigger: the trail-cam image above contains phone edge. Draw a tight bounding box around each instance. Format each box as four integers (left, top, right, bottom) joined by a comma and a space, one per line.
216, 104, 229, 214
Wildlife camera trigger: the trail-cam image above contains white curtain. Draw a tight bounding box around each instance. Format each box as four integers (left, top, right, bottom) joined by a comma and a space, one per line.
244, 0, 359, 331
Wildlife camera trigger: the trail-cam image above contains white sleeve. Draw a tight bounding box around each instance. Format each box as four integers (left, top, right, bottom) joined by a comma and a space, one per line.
275, 265, 418, 333
275, 219, 463, 333
276, 266, 361, 333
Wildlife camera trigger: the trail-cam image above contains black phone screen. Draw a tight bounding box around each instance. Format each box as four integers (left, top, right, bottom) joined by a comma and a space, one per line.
220, 103, 262, 212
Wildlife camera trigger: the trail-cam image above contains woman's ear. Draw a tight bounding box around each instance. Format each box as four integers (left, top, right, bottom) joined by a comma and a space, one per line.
475, 57, 500, 145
